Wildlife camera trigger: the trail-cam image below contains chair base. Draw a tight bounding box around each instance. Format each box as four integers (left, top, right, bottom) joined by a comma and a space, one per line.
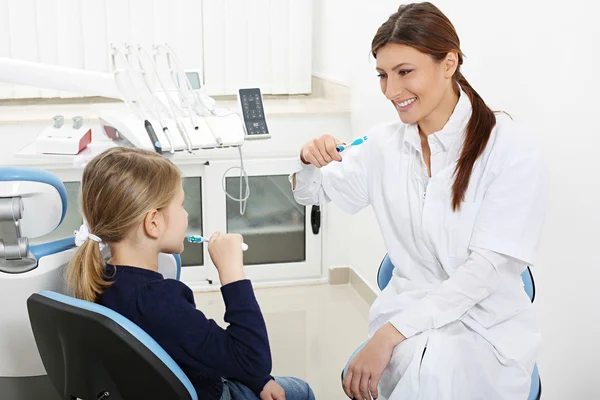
0, 375, 61, 400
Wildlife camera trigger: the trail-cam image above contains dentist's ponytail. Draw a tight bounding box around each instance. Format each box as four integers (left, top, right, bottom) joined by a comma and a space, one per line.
67, 147, 181, 303
452, 72, 496, 210
371, 2, 497, 211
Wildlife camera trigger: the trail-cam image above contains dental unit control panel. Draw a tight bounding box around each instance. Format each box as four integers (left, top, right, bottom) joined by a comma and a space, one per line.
238, 88, 270, 139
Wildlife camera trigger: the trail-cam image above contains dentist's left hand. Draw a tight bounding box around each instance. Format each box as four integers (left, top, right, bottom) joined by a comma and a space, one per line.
342, 323, 405, 400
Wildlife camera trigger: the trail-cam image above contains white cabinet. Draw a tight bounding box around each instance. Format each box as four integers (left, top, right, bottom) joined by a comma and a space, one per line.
203, 158, 322, 284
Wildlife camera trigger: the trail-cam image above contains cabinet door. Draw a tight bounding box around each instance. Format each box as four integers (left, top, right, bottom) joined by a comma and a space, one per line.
178, 165, 207, 284
204, 158, 322, 283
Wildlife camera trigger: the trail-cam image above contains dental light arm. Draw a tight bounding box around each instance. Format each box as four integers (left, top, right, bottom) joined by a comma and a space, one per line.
0, 57, 123, 100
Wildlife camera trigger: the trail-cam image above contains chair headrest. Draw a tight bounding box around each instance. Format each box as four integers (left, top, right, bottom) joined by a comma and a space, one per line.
0, 167, 68, 238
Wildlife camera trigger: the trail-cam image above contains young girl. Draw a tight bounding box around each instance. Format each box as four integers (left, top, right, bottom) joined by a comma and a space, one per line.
67, 147, 315, 400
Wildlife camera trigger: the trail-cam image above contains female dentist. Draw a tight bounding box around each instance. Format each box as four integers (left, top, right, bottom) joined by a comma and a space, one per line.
291, 2, 546, 400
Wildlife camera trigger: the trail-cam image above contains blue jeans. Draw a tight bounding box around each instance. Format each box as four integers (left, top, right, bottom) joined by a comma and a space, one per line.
221, 376, 315, 400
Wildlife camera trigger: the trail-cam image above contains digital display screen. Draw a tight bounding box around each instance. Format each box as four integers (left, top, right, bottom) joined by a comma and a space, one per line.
185, 72, 201, 90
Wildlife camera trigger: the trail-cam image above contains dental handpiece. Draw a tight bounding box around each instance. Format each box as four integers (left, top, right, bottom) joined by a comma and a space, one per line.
144, 120, 163, 154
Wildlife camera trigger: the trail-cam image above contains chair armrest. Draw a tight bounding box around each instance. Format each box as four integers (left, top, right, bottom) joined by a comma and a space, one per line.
30, 236, 76, 260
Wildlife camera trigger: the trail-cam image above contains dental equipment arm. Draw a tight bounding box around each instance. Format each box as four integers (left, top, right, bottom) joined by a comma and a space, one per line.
1, 49, 246, 153
0, 57, 122, 100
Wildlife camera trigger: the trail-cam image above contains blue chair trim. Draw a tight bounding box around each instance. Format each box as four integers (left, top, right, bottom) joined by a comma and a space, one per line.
38, 290, 198, 400
0, 167, 68, 225
174, 254, 182, 281
30, 236, 76, 260
377, 254, 394, 291
522, 266, 536, 303
529, 364, 541, 400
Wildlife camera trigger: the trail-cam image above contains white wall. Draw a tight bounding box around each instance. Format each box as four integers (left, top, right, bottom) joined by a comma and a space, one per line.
0, 0, 312, 98
321, 0, 600, 398
311, 0, 352, 86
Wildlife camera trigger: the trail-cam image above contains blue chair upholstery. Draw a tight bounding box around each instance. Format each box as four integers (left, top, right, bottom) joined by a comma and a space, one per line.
27, 290, 198, 400
343, 254, 541, 400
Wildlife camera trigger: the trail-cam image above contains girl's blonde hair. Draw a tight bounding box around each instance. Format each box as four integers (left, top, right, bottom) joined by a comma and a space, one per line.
67, 147, 181, 303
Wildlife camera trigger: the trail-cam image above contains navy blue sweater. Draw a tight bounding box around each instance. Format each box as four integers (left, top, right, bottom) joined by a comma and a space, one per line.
98, 265, 273, 400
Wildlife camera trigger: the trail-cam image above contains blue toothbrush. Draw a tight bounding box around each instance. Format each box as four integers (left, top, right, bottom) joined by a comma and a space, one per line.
336, 136, 368, 152
187, 235, 248, 251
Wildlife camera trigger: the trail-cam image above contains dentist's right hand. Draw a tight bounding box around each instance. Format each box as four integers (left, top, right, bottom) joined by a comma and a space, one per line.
300, 134, 343, 168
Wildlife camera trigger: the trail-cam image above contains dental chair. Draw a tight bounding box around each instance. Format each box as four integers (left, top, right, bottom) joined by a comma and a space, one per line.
341, 254, 542, 400
0, 166, 182, 400
27, 282, 196, 400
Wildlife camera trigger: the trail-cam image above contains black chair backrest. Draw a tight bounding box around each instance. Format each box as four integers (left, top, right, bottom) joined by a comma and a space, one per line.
27, 292, 194, 400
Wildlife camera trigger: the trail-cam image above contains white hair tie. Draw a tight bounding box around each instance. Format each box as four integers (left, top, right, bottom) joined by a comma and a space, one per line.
74, 223, 106, 251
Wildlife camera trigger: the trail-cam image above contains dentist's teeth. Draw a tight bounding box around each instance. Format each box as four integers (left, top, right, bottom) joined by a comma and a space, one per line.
397, 97, 417, 107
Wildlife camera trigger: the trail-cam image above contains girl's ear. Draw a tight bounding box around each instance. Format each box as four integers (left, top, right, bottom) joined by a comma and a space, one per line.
143, 209, 161, 239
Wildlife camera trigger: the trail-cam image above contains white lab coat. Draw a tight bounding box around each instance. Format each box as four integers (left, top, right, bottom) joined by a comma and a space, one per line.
291, 91, 547, 399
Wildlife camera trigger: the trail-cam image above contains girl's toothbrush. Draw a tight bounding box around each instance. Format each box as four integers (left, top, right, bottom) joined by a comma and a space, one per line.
336, 136, 368, 152
187, 235, 249, 251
